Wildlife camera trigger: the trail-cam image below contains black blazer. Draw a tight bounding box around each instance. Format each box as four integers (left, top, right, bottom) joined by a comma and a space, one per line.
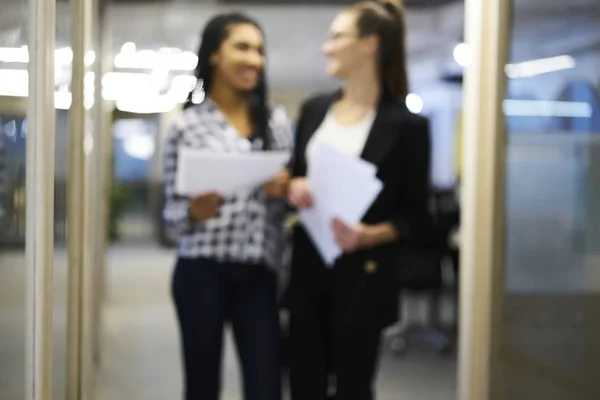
287, 91, 431, 331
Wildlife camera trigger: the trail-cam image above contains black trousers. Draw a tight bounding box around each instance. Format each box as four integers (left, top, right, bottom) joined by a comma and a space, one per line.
288, 285, 382, 400
172, 257, 281, 400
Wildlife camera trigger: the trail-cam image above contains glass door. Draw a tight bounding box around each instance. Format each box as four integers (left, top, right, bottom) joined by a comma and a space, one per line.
0, 97, 31, 399
493, 0, 600, 399
459, 0, 600, 399
0, 0, 106, 397
0, 0, 58, 396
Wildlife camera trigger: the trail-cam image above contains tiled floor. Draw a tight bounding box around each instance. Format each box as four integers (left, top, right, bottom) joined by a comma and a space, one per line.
92, 245, 457, 400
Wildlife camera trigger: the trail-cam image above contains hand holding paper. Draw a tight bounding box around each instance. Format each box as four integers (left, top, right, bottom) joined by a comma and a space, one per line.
263, 169, 291, 199
299, 140, 383, 266
288, 177, 314, 208
188, 192, 223, 222
331, 218, 369, 253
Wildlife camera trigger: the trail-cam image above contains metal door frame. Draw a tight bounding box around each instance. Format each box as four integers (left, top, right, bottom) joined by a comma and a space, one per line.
20, 0, 107, 396
67, 0, 107, 397
457, 0, 511, 399
25, 0, 56, 398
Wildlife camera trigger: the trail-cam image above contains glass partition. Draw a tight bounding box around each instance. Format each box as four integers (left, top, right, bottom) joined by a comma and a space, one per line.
0, 107, 28, 399
493, 1, 600, 398
0, 2, 69, 398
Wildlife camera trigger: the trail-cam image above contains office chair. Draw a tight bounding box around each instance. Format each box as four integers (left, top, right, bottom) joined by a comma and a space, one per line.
387, 188, 460, 356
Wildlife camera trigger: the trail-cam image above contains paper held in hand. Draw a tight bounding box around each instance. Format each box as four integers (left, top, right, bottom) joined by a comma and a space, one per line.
175, 147, 290, 197
299, 140, 383, 266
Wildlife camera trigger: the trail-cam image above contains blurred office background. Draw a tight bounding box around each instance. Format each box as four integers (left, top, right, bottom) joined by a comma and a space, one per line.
0, 0, 599, 399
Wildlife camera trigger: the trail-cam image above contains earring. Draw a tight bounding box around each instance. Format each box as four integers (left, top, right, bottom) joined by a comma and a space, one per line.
191, 79, 205, 104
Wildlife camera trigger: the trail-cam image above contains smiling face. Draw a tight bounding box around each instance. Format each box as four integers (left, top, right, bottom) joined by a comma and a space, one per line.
321, 10, 378, 79
211, 23, 265, 92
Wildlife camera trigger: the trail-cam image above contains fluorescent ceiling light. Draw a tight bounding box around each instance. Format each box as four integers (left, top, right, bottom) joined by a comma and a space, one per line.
0, 69, 28, 96
102, 71, 194, 104
114, 49, 198, 71
169, 75, 197, 103
0, 47, 96, 68
505, 55, 576, 78
55, 92, 72, 110
0, 69, 71, 109
452, 43, 576, 79
0, 68, 190, 111
101, 71, 153, 101
121, 42, 136, 54
503, 100, 592, 118
116, 95, 177, 114
0, 46, 28, 63
55, 47, 73, 65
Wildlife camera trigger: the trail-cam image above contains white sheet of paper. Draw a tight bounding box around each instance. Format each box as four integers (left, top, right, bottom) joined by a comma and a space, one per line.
176, 148, 290, 197
300, 140, 383, 266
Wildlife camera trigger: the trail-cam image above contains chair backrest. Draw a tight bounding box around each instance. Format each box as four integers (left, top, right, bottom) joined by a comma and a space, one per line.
396, 188, 460, 291
429, 188, 460, 251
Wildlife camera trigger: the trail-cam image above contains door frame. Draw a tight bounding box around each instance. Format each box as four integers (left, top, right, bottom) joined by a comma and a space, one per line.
457, 0, 511, 399
25, 0, 57, 398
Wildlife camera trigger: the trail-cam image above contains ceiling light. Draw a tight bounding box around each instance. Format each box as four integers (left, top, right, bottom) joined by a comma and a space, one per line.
85, 51, 96, 66
101, 71, 154, 100
116, 95, 177, 114
169, 75, 197, 103
406, 93, 424, 114
55, 92, 72, 110
505, 55, 575, 79
0, 46, 29, 63
453, 43, 472, 68
114, 49, 198, 71
503, 100, 592, 118
0, 69, 28, 96
121, 42, 136, 54
55, 47, 73, 65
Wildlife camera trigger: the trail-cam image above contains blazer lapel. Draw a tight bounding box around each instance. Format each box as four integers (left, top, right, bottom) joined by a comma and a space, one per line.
297, 91, 403, 174
298, 98, 331, 151
360, 100, 402, 168
295, 92, 340, 176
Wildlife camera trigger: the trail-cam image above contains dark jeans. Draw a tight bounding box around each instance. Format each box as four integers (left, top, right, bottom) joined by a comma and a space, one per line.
172, 257, 282, 400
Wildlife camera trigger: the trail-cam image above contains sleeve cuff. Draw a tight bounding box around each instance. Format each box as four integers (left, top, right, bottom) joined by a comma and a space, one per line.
164, 200, 193, 234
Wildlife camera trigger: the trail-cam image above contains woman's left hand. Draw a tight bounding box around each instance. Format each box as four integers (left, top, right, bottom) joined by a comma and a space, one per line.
331, 217, 373, 253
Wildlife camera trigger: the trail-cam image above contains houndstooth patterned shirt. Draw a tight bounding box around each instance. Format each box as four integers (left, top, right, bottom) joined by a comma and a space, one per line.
163, 98, 293, 269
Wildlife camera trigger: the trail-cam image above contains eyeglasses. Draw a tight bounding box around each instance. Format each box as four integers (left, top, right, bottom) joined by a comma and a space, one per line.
328, 31, 359, 42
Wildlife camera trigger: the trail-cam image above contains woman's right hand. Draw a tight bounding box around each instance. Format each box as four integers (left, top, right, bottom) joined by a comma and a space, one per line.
188, 192, 224, 222
288, 178, 314, 209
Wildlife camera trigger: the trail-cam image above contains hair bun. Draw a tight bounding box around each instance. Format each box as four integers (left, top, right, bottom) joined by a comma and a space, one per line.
379, 0, 403, 21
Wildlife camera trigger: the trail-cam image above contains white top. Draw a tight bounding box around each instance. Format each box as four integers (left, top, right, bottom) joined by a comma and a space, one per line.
306, 108, 375, 162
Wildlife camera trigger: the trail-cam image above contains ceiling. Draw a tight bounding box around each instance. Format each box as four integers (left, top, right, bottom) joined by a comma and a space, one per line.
101, 0, 600, 88
0, 0, 598, 94
100, 1, 466, 89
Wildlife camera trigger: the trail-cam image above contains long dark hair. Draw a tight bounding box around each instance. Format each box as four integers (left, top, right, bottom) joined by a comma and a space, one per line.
351, 0, 409, 101
184, 13, 271, 149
